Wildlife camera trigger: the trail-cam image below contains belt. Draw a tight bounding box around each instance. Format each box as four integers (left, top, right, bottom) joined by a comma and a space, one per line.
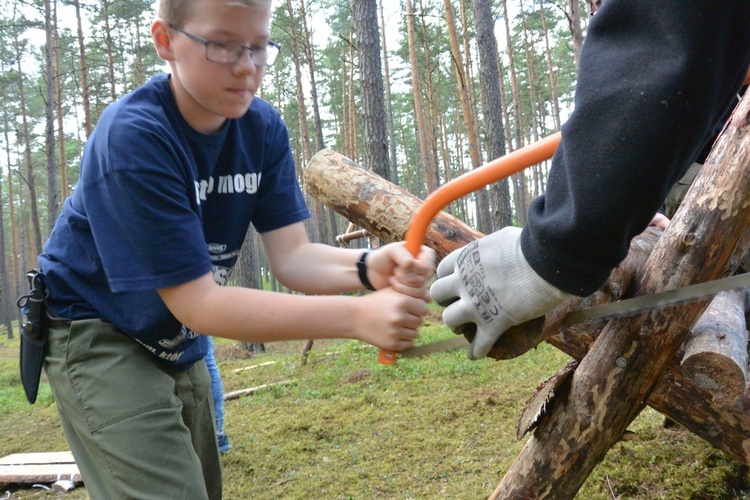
49, 318, 72, 329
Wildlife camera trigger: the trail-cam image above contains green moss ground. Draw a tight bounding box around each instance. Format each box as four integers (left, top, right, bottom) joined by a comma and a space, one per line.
0, 314, 748, 499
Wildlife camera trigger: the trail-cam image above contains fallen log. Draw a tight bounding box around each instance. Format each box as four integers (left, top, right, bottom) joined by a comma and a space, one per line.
680, 289, 749, 403
303, 147, 750, 469
223, 380, 294, 401
0, 452, 81, 485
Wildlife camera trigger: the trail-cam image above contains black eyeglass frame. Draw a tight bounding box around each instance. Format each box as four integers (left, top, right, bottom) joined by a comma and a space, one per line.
168, 23, 281, 66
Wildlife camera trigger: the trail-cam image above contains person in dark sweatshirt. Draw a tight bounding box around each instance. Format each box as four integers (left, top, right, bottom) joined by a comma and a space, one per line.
432, 0, 750, 360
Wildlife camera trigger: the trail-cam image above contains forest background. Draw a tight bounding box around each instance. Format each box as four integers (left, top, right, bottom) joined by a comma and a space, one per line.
0, 0, 594, 338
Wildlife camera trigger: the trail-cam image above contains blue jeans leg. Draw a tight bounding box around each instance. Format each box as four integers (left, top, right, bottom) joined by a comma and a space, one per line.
205, 337, 225, 435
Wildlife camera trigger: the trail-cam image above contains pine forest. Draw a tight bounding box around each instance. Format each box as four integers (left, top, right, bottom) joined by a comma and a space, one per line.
0, 0, 594, 336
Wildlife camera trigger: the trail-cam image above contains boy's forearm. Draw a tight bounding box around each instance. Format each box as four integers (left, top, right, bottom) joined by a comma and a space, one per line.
163, 278, 364, 343
270, 243, 366, 295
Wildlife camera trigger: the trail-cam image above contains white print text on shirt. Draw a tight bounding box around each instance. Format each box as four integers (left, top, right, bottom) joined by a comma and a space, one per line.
194, 172, 262, 204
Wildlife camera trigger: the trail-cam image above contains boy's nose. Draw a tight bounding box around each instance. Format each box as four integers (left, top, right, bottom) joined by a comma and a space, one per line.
232, 49, 257, 74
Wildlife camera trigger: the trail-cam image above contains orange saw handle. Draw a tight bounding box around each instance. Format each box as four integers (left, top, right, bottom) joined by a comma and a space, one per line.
378, 132, 562, 365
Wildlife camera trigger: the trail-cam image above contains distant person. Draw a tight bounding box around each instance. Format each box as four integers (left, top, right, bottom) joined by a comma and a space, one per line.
205, 337, 230, 453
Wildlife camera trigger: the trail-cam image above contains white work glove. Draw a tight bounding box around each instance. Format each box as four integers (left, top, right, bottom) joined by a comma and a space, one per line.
430, 227, 572, 360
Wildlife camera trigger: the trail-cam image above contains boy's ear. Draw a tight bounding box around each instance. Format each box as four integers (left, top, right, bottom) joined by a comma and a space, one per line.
152, 19, 174, 61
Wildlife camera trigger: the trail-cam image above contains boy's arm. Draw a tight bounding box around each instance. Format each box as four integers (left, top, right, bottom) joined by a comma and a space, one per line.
260, 222, 435, 297
156, 272, 426, 350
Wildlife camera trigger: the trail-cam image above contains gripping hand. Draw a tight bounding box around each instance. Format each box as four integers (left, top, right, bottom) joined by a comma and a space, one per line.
430, 227, 571, 360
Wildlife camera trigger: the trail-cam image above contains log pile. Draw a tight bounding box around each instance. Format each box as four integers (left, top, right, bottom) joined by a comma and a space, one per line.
303, 93, 750, 495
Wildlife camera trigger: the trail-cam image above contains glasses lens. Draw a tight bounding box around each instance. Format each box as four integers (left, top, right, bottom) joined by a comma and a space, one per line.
265, 44, 279, 66
205, 41, 279, 66
206, 42, 243, 64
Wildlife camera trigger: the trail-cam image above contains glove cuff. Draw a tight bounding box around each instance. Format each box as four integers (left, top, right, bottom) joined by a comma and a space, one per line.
487, 227, 572, 324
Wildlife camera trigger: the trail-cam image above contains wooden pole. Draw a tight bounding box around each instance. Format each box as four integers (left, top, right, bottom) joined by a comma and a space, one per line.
680, 289, 749, 403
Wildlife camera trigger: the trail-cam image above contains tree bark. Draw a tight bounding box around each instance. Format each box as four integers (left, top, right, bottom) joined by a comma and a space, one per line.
299, 0, 326, 154
45, 0, 60, 230
102, 0, 117, 102
377, 0, 399, 185
566, 0, 584, 72
234, 225, 265, 354
472, 0, 512, 230
53, 1, 68, 202
539, 0, 561, 130
285, 0, 312, 164
73, 0, 93, 138
500, 0, 529, 224
304, 149, 482, 258
352, 0, 390, 181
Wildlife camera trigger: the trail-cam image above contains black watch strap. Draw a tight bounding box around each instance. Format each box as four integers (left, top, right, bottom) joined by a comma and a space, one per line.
357, 249, 376, 291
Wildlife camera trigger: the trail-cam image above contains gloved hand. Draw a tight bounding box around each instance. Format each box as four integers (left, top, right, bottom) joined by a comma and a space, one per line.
430, 226, 572, 360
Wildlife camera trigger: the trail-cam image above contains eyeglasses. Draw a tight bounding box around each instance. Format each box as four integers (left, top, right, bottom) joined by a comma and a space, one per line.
168, 23, 281, 66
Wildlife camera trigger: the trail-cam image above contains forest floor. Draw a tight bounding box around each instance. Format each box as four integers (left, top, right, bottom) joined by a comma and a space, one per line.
1, 305, 749, 499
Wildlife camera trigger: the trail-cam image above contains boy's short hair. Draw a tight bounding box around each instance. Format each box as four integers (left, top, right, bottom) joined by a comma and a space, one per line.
159, 0, 273, 27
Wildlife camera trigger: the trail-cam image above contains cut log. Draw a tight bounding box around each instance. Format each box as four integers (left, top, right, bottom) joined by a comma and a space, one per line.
303, 143, 750, 473
681, 289, 749, 403
0, 452, 81, 484
303, 149, 482, 260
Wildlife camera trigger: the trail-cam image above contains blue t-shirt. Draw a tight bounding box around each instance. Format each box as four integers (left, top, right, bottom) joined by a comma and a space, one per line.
39, 74, 310, 368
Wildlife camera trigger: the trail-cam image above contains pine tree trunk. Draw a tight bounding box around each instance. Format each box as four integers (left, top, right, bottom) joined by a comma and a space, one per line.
353, 0, 390, 181
3, 116, 22, 329
299, 0, 326, 154
14, 36, 43, 257
44, 0, 59, 231
285, 0, 313, 163
539, 0, 561, 130
405, 0, 439, 193
0, 85, 14, 338
74, 0, 92, 138
472, 0, 512, 230
53, 2, 68, 202
443, 0, 491, 234
567, 0, 585, 71
235, 226, 265, 354
347, 29, 359, 161
378, 0, 399, 185
500, 0, 529, 224
102, 0, 117, 102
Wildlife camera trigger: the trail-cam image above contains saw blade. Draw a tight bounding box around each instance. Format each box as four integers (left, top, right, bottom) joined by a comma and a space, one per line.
398, 272, 750, 359
398, 336, 469, 358
562, 272, 750, 324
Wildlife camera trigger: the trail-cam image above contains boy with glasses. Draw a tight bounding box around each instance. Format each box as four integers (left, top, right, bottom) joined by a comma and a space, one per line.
36, 0, 434, 497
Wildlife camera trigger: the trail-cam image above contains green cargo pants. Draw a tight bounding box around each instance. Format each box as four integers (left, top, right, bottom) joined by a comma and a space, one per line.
44, 319, 222, 499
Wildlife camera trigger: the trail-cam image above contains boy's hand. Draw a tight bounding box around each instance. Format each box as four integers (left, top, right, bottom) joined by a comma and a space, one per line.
367, 243, 436, 300
354, 287, 429, 351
